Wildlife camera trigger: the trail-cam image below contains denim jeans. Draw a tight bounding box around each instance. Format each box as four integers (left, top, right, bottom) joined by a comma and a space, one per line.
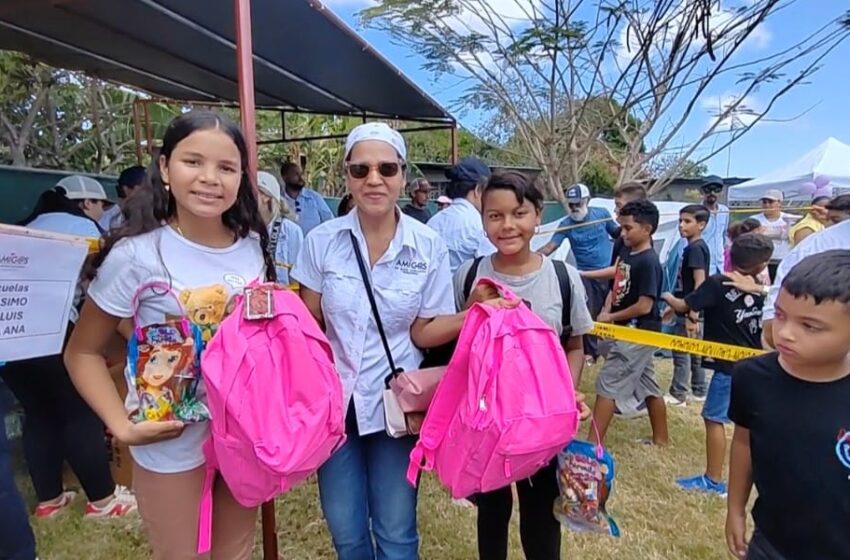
0, 382, 37, 560
670, 316, 707, 399
317, 408, 418, 560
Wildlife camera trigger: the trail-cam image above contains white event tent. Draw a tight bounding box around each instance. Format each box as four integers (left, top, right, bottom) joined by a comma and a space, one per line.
727, 137, 850, 204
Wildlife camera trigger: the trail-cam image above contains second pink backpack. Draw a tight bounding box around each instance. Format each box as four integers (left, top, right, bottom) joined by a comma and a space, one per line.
407, 279, 579, 498
197, 287, 345, 553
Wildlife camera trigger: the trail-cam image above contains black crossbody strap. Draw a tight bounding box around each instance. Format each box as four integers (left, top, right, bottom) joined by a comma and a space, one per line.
348, 231, 400, 383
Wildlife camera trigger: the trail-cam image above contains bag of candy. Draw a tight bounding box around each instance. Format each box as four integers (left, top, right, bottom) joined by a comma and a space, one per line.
127, 283, 209, 423
553, 422, 620, 537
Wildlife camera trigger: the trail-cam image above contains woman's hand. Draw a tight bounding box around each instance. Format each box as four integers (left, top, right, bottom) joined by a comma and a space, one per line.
115, 419, 185, 446
576, 392, 592, 421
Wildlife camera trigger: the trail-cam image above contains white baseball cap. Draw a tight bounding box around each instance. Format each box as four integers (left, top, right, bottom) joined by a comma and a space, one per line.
437, 195, 452, 205
55, 175, 109, 201
344, 122, 407, 162
565, 183, 591, 203
257, 171, 282, 202
761, 189, 784, 202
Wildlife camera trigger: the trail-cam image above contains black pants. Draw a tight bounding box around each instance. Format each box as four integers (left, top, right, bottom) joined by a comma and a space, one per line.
476, 460, 560, 560
0, 331, 114, 503
746, 530, 788, 560
581, 277, 608, 360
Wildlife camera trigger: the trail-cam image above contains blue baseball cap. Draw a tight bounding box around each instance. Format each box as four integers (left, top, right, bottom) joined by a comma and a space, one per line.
445, 156, 490, 184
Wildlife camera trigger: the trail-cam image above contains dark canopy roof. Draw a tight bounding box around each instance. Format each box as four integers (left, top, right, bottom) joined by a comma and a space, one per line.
0, 0, 452, 122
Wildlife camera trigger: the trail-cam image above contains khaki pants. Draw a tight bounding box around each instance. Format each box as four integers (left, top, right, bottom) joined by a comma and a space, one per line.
133, 464, 257, 560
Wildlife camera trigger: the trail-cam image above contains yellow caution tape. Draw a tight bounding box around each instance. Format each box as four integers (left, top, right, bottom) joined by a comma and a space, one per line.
590, 322, 765, 362
87, 238, 100, 254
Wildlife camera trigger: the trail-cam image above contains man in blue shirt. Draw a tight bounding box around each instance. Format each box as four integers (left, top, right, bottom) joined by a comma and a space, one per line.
281, 162, 334, 235
699, 176, 729, 275
540, 183, 619, 361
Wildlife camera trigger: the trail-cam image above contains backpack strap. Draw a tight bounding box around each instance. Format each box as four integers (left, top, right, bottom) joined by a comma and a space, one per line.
196, 443, 218, 554
552, 260, 573, 339
462, 257, 485, 302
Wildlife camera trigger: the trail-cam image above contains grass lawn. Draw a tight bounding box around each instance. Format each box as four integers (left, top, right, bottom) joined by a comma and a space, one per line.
24, 360, 735, 559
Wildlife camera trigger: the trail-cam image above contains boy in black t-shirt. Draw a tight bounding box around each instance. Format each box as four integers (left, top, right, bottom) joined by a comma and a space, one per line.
662, 234, 773, 497
666, 205, 712, 406
592, 200, 668, 445
726, 250, 850, 560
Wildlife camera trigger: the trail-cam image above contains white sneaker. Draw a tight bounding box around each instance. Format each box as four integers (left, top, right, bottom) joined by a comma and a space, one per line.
663, 394, 688, 407
691, 395, 707, 403
85, 486, 137, 518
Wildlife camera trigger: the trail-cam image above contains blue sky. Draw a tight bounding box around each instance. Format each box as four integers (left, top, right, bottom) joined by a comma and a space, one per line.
325, 0, 850, 179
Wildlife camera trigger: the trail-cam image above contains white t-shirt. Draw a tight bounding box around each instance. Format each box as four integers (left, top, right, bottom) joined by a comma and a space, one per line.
87, 226, 265, 473
753, 212, 797, 261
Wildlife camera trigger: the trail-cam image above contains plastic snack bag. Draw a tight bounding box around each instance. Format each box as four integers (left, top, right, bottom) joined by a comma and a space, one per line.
553, 425, 620, 537
127, 283, 209, 423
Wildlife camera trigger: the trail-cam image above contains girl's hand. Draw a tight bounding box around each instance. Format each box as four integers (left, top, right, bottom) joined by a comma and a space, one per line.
725, 511, 749, 559
116, 419, 185, 446
576, 392, 592, 421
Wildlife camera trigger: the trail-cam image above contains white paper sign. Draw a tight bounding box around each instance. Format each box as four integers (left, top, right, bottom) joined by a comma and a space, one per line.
0, 226, 89, 361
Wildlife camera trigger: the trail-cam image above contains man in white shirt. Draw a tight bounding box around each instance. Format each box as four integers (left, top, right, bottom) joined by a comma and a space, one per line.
427, 156, 491, 273
699, 176, 730, 275
752, 189, 798, 279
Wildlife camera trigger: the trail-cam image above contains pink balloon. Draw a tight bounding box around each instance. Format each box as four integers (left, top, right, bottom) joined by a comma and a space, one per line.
814, 185, 833, 198
814, 174, 830, 188
800, 182, 817, 195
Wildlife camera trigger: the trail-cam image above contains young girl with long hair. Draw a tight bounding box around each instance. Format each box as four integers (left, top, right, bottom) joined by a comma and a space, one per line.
64, 110, 275, 559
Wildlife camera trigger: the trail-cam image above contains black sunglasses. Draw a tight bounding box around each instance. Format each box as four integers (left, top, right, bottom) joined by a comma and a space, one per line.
701, 184, 723, 194
345, 161, 404, 180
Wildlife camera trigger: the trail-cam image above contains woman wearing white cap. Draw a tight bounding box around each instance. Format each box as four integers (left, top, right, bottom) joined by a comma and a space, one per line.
292, 123, 507, 559
20, 175, 110, 237
256, 171, 304, 286
2, 175, 136, 520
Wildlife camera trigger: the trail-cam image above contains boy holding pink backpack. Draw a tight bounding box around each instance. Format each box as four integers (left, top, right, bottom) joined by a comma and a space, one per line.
451, 171, 593, 560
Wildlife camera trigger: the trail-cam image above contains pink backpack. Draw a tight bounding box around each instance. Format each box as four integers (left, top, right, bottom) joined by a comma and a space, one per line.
197, 287, 345, 553
407, 279, 579, 498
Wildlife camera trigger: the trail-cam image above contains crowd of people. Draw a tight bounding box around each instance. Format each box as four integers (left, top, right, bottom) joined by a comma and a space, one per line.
1, 110, 849, 560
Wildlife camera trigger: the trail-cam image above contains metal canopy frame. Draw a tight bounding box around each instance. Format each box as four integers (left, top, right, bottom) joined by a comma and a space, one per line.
132, 98, 459, 164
